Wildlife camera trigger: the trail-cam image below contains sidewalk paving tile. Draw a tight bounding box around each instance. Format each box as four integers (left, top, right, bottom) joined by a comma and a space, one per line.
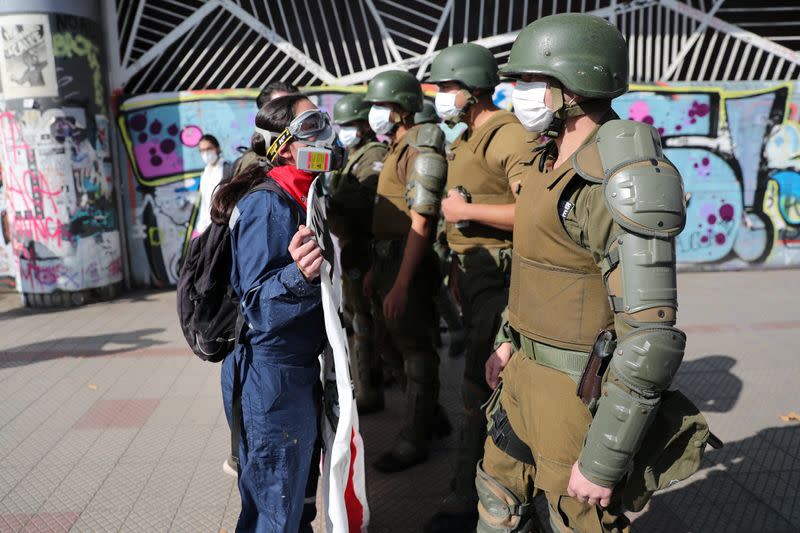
0, 272, 798, 532
73, 399, 160, 430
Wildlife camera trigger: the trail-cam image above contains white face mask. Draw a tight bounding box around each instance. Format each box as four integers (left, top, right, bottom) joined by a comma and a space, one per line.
512, 81, 554, 132
434, 91, 462, 123
368, 105, 395, 135
200, 149, 218, 166
337, 126, 360, 148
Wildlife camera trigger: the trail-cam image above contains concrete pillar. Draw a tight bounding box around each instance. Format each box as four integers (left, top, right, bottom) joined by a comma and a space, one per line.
0, 0, 123, 306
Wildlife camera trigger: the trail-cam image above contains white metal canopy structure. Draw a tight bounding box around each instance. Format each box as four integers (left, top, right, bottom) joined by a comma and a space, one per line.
108, 0, 800, 92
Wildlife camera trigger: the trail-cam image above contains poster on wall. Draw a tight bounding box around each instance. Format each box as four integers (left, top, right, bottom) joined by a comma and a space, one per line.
0, 14, 58, 99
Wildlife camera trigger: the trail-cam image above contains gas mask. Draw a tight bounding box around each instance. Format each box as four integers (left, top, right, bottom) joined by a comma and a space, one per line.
511, 81, 554, 132
257, 109, 345, 173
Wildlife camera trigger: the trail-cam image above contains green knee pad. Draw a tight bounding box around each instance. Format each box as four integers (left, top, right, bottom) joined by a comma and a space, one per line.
476, 461, 536, 533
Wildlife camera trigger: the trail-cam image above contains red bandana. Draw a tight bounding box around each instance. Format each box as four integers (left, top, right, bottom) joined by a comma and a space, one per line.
268, 165, 314, 209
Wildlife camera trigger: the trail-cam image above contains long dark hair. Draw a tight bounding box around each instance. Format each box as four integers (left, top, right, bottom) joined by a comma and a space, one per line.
211, 93, 309, 224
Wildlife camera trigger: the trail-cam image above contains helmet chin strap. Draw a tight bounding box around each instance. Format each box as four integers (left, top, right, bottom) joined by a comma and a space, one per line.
545, 82, 609, 138
445, 89, 478, 127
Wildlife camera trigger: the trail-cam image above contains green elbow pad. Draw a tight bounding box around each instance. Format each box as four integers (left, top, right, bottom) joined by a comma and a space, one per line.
611, 326, 686, 397
405, 152, 447, 216
579, 382, 660, 486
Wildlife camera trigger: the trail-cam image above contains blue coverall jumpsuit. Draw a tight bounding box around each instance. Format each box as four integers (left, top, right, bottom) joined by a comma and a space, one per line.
228, 188, 325, 532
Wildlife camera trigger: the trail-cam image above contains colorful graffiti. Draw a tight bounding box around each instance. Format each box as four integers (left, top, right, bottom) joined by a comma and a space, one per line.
0, 13, 120, 295
118, 89, 260, 286
616, 83, 800, 268
118, 83, 800, 287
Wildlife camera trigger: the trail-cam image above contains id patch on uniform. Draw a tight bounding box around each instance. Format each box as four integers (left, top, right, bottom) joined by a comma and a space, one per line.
559, 200, 574, 219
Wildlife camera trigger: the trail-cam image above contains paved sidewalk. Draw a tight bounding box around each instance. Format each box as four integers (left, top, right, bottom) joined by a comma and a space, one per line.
0, 269, 798, 532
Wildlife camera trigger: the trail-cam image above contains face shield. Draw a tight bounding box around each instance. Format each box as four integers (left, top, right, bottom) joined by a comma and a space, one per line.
257, 109, 345, 173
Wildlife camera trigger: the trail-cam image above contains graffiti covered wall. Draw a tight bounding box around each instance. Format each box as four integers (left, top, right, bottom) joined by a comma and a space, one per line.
0, 12, 121, 296
117, 88, 355, 287
118, 90, 258, 286
615, 83, 800, 270
118, 83, 800, 287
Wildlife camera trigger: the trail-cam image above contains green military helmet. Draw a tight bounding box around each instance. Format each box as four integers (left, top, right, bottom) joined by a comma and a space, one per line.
414, 102, 439, 125
428, 42, 499, 90
364, 70, 423, 113
500, 13, 628, 99
333, 93, 371, 125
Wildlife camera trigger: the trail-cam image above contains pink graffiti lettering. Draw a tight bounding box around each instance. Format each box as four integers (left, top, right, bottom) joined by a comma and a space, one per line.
0, 112, 65, 248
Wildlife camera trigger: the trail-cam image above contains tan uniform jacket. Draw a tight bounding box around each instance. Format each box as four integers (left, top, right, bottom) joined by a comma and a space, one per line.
372, 125, 424, 240
445, 110, 534, 254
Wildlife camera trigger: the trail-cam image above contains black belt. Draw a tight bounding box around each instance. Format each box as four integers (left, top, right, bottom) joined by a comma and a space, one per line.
490, 403, 535, 465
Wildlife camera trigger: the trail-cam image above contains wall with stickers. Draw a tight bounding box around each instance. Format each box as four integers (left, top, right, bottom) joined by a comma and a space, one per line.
0, 6, 121, 302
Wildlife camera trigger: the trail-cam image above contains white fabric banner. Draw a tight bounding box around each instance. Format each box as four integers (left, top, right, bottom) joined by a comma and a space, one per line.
306, 176, 369, 532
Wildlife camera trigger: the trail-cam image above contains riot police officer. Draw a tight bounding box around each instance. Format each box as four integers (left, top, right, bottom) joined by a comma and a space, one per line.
363, 71, 447, 472
424, 43, 535, 532
328, 94, 389, 413
477, 14, 707, 532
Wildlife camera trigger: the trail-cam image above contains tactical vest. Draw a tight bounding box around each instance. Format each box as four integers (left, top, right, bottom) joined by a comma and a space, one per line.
328, 141, 386, 241
445, 111, 518, 254
372, 126, 421, 240
344, 141, 385, 179
508, 141, 614, 352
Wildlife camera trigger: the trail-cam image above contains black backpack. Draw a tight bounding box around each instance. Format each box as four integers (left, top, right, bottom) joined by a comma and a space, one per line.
177, 177, 304, 362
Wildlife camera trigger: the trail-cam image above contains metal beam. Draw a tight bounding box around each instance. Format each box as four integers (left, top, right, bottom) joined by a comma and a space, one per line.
121, 0, 146, 68
365, 0, 404, 63
661, 0, 725, 81
415, 0, 453, 78
337, 0, 657, 85
217, 0, 336, 84
661, 0, 800, 75
121, 0, 220, 85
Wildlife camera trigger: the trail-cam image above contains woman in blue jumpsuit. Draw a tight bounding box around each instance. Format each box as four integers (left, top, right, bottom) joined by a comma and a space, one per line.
211, 94, 330, 532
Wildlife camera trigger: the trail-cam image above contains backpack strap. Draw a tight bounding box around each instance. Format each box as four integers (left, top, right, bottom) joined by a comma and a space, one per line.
252, 177, 305, 229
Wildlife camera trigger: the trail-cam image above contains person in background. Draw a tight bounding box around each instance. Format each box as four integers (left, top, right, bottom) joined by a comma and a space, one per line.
363, 71, 448, 472
415, 102, 468, 362
257, 80, 299, 109
328, 94, 389, 413
193, 134, 227, 237
425, 42, 533, 532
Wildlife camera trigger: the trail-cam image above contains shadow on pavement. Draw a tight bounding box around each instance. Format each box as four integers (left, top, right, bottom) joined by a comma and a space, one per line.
0, 328, 169, 366
0, 288, 172, 319
630, 353, 800, 532
672, 354, 743, 413
634, 424, 800, 532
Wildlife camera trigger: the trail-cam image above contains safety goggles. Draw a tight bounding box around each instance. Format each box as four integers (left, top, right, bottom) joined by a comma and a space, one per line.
257, 109, 336, 161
